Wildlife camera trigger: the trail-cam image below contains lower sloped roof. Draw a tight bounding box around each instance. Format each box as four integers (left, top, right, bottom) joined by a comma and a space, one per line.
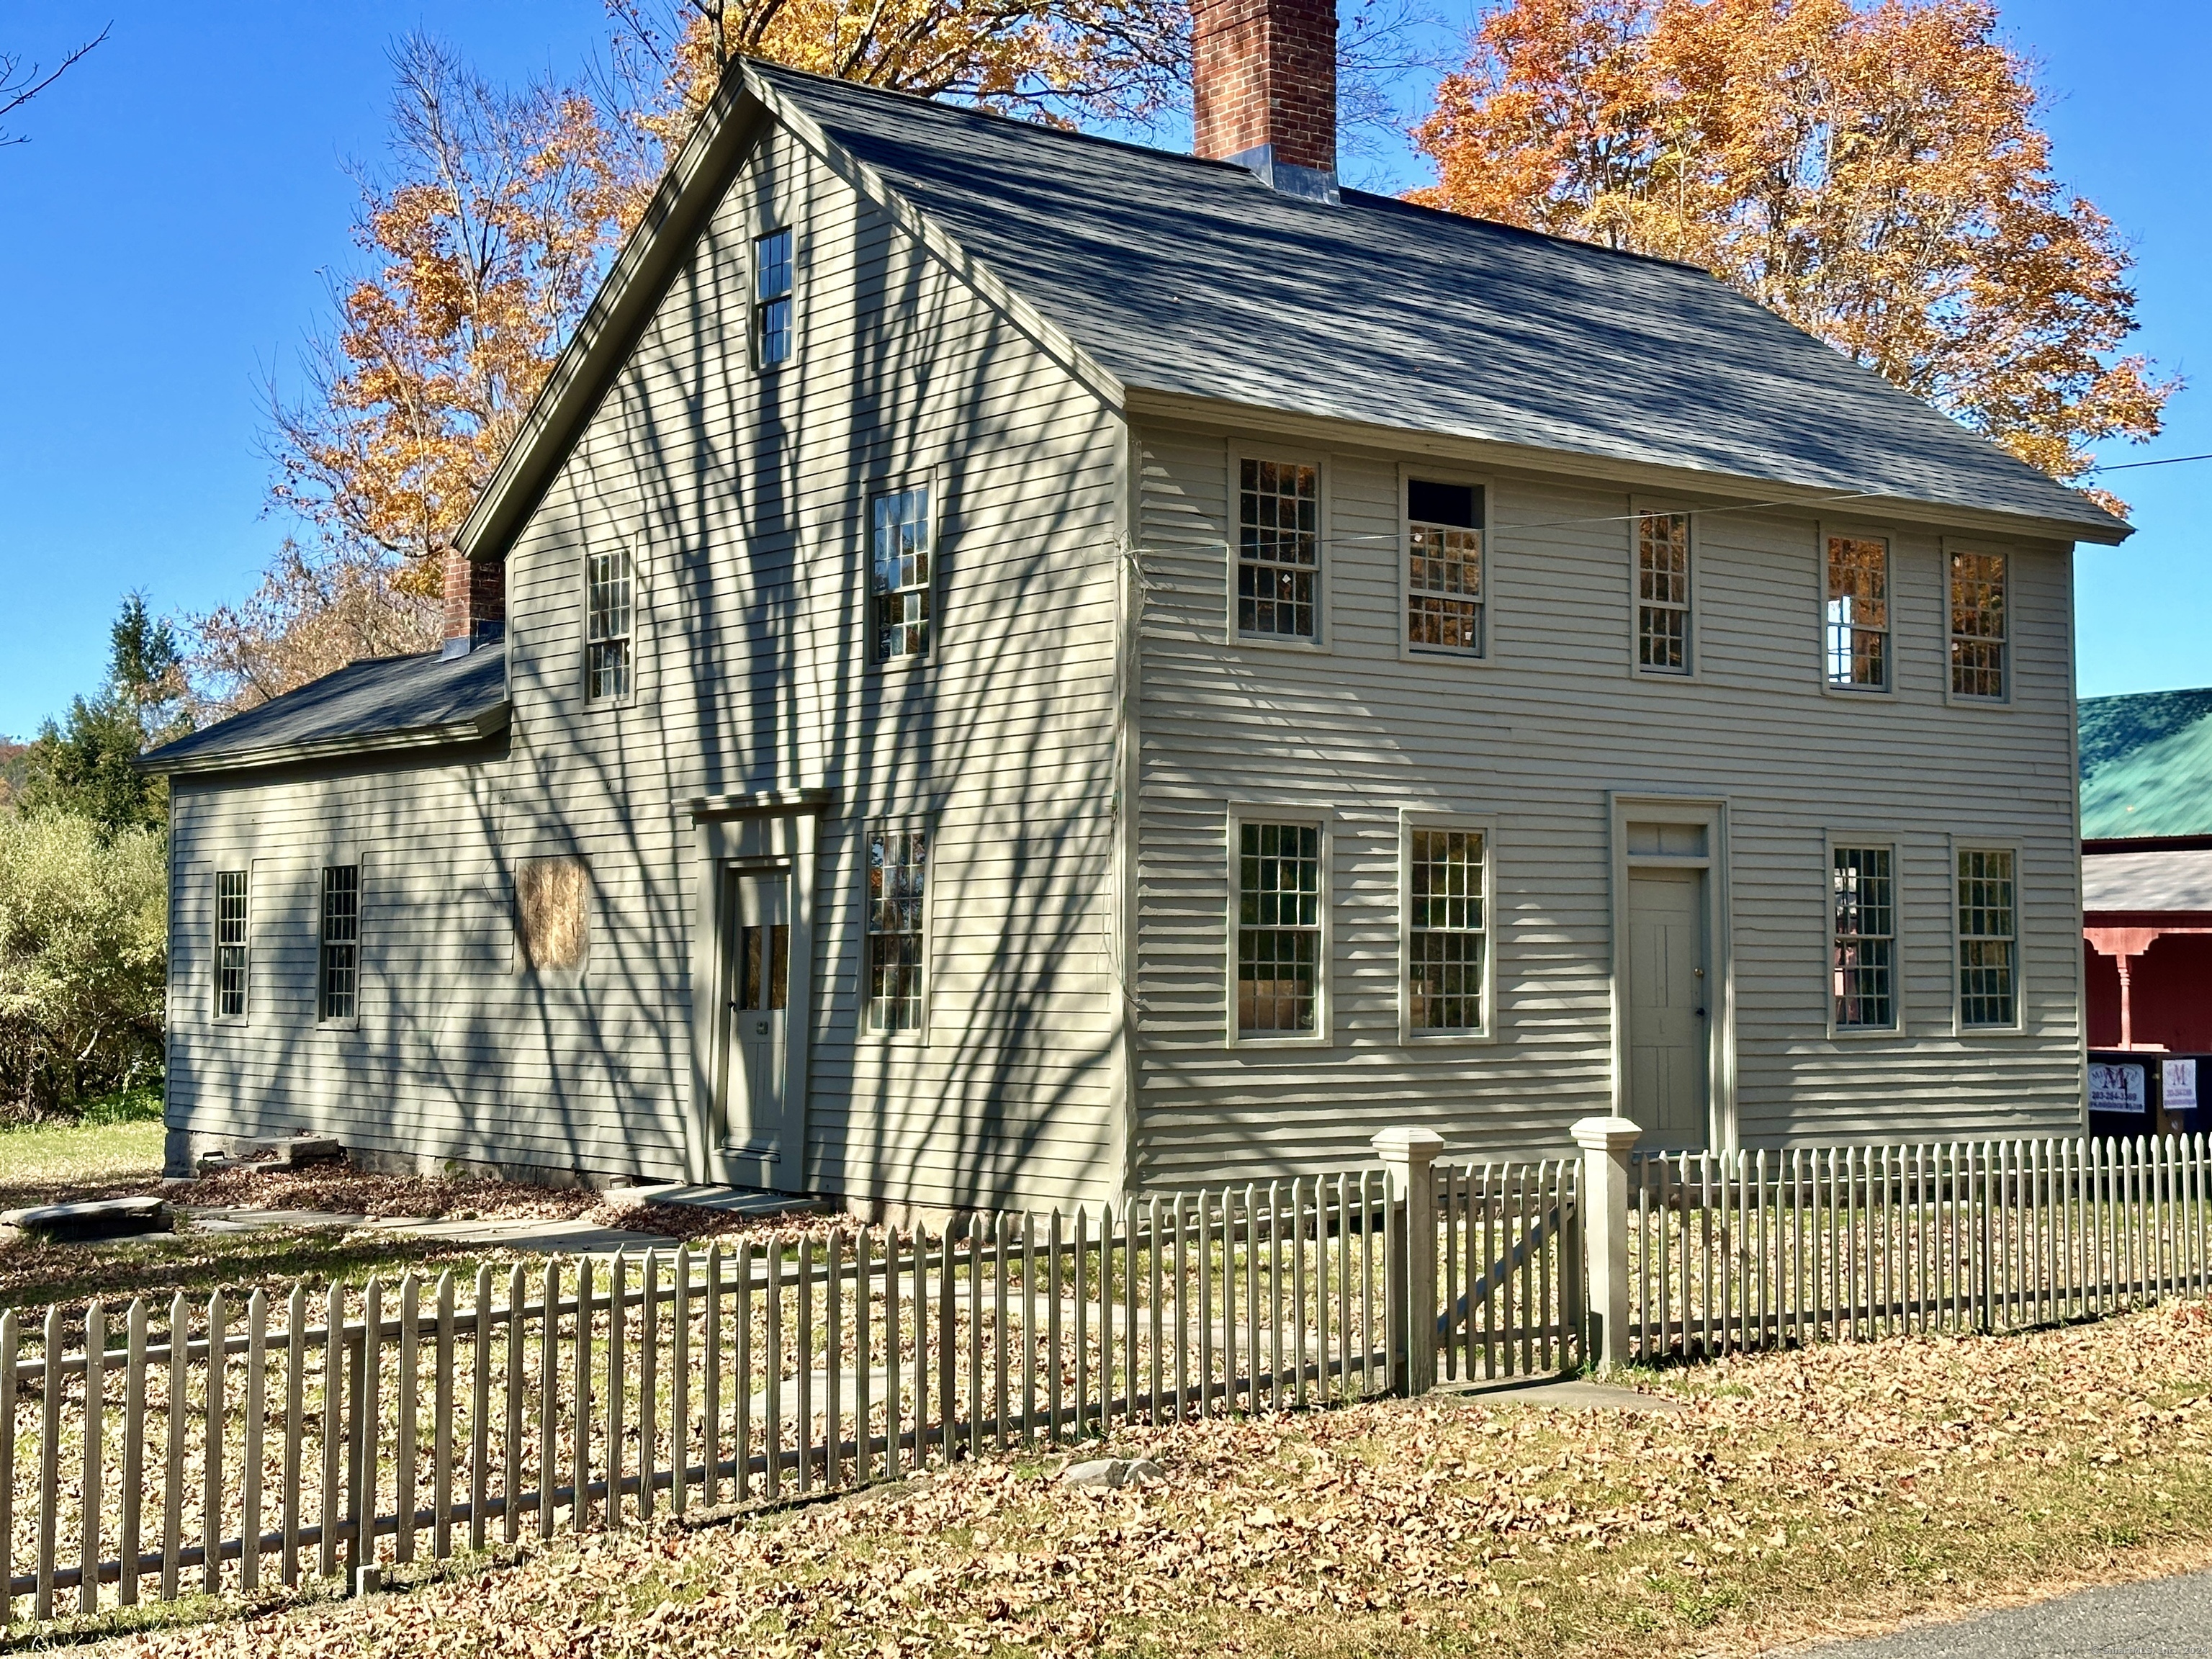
2080, 688, 2212, 840
753, 62, 2126, 544
138, 644, 508, 777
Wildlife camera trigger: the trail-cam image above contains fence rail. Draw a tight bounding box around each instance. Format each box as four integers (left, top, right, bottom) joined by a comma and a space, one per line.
1628, 1134, 2212, 1362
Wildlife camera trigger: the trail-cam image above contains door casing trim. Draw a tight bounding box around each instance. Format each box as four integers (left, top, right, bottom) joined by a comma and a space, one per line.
1608, 793, 1735, 1151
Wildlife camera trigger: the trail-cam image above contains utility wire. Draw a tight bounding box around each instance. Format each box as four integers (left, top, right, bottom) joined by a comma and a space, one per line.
2085, 453, 2212, 473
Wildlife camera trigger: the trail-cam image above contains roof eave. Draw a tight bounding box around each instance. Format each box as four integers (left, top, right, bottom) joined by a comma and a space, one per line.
1121, 386, 2132, 546
138, 704, 510, 780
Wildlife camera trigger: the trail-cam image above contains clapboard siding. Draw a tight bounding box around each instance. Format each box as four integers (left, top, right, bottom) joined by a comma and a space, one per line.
1128, 420, 2085, 1188
168, 114, 1126, 1210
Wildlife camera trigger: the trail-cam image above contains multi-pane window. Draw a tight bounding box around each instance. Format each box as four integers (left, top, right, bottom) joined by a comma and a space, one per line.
872, 487, 931, 660
1236, 459, 1319, 639
1637, 511, 1691, 673
318, 865, 359, 1024
1408, 829, 1485, 1033
586, 549, 632, 701
1406, 480, 1483, 655
1957, 848, 2017, 1028
1236, 822, 1321, 1035
215, 870, 248, 1020
1831, 846, 1895, 1030
867, 825, 926, 1033
1825, 534, 1890, 689
754, 227, 793, 367
1949, 551, 2008, 700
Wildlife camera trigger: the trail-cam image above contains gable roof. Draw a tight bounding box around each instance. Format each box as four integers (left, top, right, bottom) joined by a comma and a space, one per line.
2080, 688, 2212, 840
138, 644, 508, 778
459, 59, 2128, 562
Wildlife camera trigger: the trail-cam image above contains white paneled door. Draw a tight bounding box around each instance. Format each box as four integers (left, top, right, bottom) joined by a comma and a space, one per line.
719, 866, 793, 1166
1627, 866, 1710, 1149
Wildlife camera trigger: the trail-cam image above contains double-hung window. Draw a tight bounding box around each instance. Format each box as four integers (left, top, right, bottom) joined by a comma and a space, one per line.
1637, 511, 1691, 673
1830, 845, 1895, 1030
754, 227, 793, 367
866, 824, 926, 1033
1236, 820, 1321, 1036
1236, 459, 1319, 639
586, 549, 632, 701
318, 865, 359, 1024
215, 870, 248, 1020
1956, 848, 2018, 1028
1406, 827, 1487, 1035
872, 487, 931, 661
1406, 479, 1483, 656
1825, 534, 1890, 690
1949, 551, 2008, 700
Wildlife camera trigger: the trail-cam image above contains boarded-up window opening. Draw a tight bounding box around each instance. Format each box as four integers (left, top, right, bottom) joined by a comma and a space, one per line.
517, 857, 590, 972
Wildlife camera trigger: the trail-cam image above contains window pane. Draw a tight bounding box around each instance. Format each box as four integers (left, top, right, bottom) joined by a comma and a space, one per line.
216, 869, 248, 1020
1238, 459, 1319, 639
1237, 821, 1321, 1033
1956, 848, 2017, 1027
1832, 846, 1894, 1029
1825, 536, 1889, 688
1408, 828, 1485, 1031
755, 229, 793, 366
873, 488, 932, 660
1950, 552, 2007, 699
1407, 480, 1483, 655
320, 865, 359, 1022
587, 550, 633, 700
868, 826, 927, 1032
1637, 512, 1691, 673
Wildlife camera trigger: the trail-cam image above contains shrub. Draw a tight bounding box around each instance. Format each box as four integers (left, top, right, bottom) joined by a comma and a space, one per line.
0, 814, 167, 1115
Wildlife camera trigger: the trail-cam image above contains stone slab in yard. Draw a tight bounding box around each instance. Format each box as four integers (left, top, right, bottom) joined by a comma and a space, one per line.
1437, 1373, 1685, 1413
603, 1184, 827, 1219
0, 1195, 171, 1241
379, 1215, 671, 1254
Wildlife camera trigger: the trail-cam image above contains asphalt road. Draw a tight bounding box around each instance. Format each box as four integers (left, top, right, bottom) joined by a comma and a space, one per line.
1805, 1570, 2212, 1656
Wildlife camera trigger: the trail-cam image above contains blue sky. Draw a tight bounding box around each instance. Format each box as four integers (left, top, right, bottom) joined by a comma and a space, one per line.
0, 0, 2203, 737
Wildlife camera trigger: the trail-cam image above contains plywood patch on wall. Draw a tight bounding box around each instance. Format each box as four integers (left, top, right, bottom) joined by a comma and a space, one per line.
517, 856, 591, 971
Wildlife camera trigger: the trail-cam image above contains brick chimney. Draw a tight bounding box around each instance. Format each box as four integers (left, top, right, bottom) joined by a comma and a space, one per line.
441, 549, 505, 657
1192, 0, 1339, 202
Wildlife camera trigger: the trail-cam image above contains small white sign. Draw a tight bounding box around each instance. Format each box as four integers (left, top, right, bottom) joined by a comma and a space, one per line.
2164, 1058, 2198, 1113
2091, 1062, 2148, 1114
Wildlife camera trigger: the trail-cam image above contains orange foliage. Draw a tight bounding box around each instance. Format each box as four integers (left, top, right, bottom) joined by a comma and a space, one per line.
1411, 0, 2172, 503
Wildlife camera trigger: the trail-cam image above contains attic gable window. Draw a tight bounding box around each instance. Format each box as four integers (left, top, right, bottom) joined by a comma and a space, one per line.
755, 228, 793, 367
1406, 480, 1483, 656
586, 549, 632, 700
1237, 459, 1319, 639
873, 486, 932, 661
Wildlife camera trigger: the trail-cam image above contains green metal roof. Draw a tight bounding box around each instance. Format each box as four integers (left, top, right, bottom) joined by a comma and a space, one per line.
2080, 688, 2212, 839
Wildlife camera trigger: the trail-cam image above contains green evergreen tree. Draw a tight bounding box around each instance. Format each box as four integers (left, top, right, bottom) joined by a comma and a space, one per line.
19, 595, 194, 837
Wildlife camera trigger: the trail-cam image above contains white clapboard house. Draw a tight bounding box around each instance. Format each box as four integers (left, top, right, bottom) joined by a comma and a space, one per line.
143, 0, 2123, 1211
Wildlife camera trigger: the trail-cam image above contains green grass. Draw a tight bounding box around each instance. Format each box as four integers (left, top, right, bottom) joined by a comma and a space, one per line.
0, 1113, 166, 1206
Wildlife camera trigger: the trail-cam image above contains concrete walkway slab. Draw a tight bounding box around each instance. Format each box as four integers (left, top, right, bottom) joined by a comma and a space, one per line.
1797, 1567, 2212, 1656
606, 1184, 824, 1219
380, 1216, 671, 1254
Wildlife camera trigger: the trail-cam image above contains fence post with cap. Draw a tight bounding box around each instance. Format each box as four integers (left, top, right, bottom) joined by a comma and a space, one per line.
1573, 1116, 1642, 1373
1372, 1127, 1445, 1396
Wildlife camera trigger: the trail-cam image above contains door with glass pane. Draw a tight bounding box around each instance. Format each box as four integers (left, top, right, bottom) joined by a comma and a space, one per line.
717, 866, 793, 1169
1627, 866, 1710, 1149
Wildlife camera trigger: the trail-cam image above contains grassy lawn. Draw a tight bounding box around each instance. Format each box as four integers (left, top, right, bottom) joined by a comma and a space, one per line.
48, 1299, 2212, 1658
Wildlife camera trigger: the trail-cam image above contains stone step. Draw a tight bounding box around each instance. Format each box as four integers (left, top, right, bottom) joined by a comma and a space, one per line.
1, 1195, 171, 1242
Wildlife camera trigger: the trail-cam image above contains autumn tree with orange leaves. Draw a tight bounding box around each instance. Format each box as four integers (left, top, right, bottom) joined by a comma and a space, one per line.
1411, 0, 2171, 501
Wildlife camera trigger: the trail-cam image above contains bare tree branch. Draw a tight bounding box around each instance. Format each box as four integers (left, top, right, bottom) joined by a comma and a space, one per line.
0, 24, 109, 147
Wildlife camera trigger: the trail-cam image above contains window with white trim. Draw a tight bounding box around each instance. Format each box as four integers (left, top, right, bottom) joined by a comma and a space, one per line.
1949, 551, 2007, 699
1406, 480, 1483, 655
1831, 846, 1894, 1030
1407, 828, 1485, 1033
872, 487, 931, 662
754, 227, 793, 367
215, 870, 248, 1020
1237, 459, 1318, 639
867, 824, 926, 1033
1825, 534, 1889, 689
1236, 821, 1320, 1035
585, 549, 632, 701
1956, 848, 2017, 1028
1637, 511, 1691, 673
318, 866, 359, 1024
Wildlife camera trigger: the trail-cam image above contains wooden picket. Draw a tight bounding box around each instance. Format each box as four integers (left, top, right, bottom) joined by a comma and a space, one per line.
0, 1170, 1449, 1624
1628, 1134, 2212, 1362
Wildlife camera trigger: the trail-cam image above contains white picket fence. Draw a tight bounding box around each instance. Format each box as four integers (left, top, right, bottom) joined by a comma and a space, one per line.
1627, 1134, 2212, 1362
0, 1158, 1591, 1624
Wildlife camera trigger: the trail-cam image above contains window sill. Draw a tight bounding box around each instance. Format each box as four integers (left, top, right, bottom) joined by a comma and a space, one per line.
1942, 693, 2015, 711
1233, 631, 1329, 655
1228, 1032, 1332, 1051
1401, 644, 1490, 667
1825, 1024, 1903, 1041
1820, 681, 1895, 701
1401, 1028, 1497, 1048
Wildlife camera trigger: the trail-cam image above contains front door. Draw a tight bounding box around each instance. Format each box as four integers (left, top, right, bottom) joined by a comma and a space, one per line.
1627, 866, 1709, 1148
718, 866, 793, 1169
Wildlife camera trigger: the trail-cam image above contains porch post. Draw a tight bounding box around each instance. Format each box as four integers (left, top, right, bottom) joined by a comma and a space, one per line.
1372, 1127, 1444, 1396
1571, 1115, 1642, 1374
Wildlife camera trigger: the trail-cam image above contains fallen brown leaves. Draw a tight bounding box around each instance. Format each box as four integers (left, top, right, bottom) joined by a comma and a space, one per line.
72, 1300, 2212, 1659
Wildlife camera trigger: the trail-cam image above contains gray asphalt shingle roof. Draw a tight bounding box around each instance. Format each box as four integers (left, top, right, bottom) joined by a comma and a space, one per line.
138, 644, 508, 775
755, 62, 2123, 540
